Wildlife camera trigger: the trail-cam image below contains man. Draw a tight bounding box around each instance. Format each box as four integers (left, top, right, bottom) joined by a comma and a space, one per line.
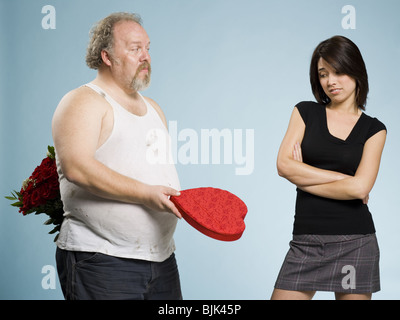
52, 12, 182, 300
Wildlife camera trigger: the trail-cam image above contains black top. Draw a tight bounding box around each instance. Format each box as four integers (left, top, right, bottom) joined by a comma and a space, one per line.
293, 101, 387, 235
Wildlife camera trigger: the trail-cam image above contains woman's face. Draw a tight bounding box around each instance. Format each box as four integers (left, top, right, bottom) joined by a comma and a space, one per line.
317, 58, 357, 107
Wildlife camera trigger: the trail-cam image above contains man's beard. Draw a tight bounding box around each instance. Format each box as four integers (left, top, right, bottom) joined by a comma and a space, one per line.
130, 62, 151, 92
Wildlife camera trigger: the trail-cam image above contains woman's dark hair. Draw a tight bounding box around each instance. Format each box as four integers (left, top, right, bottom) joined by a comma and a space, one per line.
310, 35, 369, 110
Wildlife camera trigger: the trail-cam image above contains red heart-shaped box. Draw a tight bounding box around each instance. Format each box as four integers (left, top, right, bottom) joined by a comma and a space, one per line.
170, 187, 247, 241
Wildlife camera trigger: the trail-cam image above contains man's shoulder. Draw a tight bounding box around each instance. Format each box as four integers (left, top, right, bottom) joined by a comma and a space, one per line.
142, 95, 167, 126
58, 85, 109, 112
63, 85, 105, 103
142, 95, 160, 108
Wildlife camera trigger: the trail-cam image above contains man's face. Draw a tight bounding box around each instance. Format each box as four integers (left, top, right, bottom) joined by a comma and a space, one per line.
108, 20, 151, 92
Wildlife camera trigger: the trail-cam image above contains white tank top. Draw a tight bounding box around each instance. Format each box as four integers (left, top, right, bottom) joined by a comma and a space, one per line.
56, 83, 180, 262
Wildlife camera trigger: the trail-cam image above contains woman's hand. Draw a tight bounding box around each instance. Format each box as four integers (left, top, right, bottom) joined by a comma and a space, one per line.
292, 142, 303, 163
292, 142, 370, 204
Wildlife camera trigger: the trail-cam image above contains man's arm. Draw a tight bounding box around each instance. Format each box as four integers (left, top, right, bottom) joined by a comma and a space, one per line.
52, 87, 181, 218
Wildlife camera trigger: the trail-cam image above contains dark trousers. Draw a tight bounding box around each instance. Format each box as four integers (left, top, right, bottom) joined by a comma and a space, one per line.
56, 247, 182, 300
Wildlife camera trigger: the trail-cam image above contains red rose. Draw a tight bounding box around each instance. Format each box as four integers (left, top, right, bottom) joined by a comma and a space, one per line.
30, 189, 42, 208
18, 156, 60, 215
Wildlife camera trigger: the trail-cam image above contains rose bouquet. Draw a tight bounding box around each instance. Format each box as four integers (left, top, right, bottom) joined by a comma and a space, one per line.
5, 146, 64, 242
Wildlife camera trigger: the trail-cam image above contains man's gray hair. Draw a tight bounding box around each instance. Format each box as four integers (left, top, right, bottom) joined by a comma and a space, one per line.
85, 12, 142, 70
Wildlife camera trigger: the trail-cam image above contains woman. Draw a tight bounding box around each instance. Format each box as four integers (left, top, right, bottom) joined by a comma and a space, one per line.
271, 36, 387, 300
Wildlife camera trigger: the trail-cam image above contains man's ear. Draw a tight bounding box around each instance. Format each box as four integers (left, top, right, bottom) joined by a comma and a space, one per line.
101, 50, 113, 67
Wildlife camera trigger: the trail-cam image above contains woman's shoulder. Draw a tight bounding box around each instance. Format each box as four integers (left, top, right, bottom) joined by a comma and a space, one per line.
362, 112, 387, 138
295, 100, 323, 110
363, 112, 386, 126
295, 101, 324, 123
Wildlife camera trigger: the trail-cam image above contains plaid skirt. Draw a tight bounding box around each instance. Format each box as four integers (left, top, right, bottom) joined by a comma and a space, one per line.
274, 234, 380, 294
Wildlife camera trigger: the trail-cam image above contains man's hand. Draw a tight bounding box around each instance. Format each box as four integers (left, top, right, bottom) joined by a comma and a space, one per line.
142, 185, 182, 219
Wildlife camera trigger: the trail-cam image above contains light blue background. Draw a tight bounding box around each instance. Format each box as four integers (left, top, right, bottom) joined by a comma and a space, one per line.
1, 0, 399, 300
